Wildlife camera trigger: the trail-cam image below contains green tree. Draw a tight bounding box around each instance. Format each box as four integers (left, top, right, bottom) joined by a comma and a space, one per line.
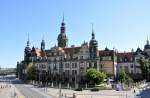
86, 68, 106, 85
125, 75, 134, 87
26, 63, 36, 81
118, 70, 133, 84
139, 57, 150, 80
118, 70, 127, 83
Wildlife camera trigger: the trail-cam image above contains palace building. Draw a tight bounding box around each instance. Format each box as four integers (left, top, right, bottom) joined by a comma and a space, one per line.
17, 17, 150, 84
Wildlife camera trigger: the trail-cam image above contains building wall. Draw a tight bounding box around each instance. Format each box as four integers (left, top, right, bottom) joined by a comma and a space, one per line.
100, 61, 115, 75
117, 62, 134, 74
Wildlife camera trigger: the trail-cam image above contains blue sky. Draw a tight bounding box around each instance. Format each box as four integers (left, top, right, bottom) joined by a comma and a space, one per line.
0, 0, 150, 68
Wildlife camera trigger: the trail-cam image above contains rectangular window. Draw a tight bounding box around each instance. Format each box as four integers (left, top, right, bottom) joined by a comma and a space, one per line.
102, 56, 111, 61
65, 70, 70, 76
131, 70, 133, 74
72, 63, 77, 68
124, 66, 129, 73
120, 58, 122, 62
72, 70, 77, 75
65, 63, 70, 68
131, 64, 133, 68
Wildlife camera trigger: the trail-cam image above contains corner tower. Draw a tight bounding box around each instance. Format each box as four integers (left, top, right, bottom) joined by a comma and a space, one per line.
89, 25, 98, 59
57, 15, 68, 47
144, 36, 150, 57
144, 37, 150, 51
24, 34, 31, 63
41, 36, 45, 50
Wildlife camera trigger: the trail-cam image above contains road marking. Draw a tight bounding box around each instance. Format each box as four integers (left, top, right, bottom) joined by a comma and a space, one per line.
20, 96, 23, 98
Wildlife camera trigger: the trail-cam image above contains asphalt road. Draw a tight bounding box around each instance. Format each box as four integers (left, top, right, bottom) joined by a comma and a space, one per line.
2, 76, 54, 98
15, 84, 46, 98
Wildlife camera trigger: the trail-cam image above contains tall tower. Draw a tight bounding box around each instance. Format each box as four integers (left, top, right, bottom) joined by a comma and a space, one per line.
144, 36, 150, 51
146, 37, 149, 45
57, 15, 68, 47
41, 36, 45, 50
24, 34, 31, 63
89, 25, 98, 59
144, 36, 150, 58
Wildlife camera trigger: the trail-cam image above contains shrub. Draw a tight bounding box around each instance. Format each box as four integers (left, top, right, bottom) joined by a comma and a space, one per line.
74, 88, 83, 91
91, 88, 99, 91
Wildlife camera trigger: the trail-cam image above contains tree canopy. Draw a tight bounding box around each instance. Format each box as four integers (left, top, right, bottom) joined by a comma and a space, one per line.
85, 68, 106, 85
26, 63, 36, 80
118, 70, 133, 84
139, 57, 150, 80
118, 70, 127, 83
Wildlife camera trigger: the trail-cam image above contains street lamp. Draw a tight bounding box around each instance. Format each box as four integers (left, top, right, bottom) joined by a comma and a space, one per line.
75, 72, 78, 89
45, 70, 47, 92
38, 70, 41, 86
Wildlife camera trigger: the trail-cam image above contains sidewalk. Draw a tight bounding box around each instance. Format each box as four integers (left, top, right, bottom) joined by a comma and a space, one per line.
23, 82, 150, 98
12, 83, 25, 98
0, 82, 25, 98
44, 87, 134, 98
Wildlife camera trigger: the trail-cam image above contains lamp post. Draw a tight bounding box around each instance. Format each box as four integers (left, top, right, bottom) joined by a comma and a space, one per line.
38, 70, 41, 85
51, 73, 54, 87
75, 73, 76, 89
75, 73, 78, 89
45, 70, 47, 92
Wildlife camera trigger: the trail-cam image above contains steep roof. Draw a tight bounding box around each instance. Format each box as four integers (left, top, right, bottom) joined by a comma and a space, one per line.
99, 50, 114, 56
35, 48, 46, 57
117, 52, 134, 62
63, 47, 81, 55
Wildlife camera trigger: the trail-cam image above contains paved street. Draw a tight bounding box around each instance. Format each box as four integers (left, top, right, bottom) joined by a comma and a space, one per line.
2, 75, 150, 98
10, 78, 135, 98
12, 78, 54, 98
0, 75, 54, 98
45, 87, 135, 98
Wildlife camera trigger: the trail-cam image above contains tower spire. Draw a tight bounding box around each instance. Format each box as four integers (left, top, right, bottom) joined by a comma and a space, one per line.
91, 23, 95, 39
147, 35, 149, 45
60, 13, 66, 34
27, 32, 30, 46
62, 13, 64, 23
41, 35, 45, 50
42, 34, 44, 41
61, 13, 65, 26
57, 14, 68, 47
89, 23, 98, 59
